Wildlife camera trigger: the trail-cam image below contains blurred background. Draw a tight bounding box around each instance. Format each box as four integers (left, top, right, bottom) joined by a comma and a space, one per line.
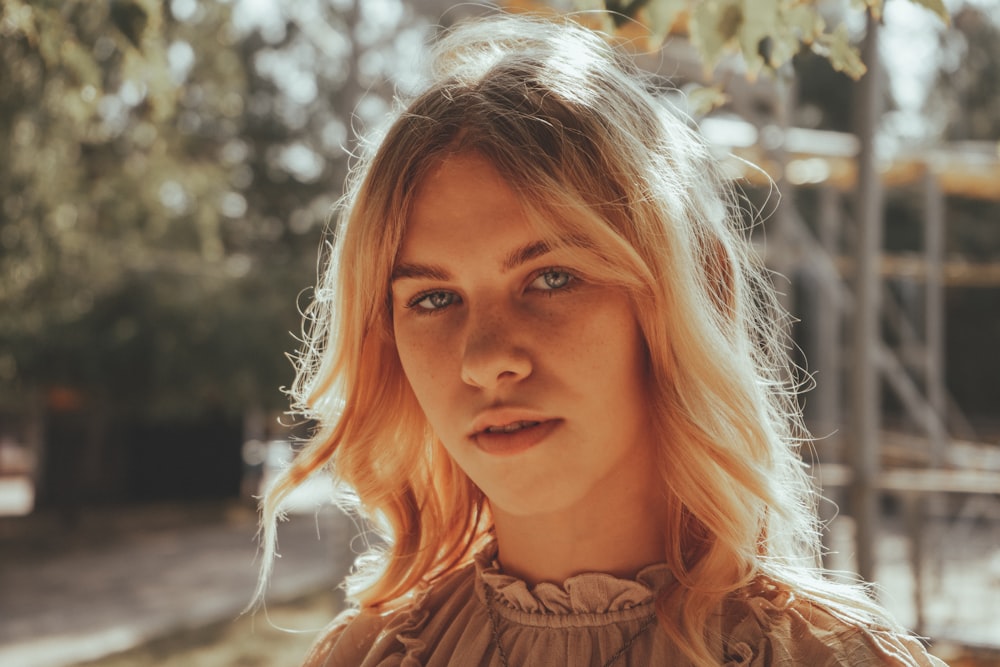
0, 0, 998, 665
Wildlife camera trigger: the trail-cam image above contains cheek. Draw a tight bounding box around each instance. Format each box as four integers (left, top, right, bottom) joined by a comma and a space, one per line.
574, 302, 645, 369
580, 311, 650, 410
393, 313, 429, 367
394, 332, 427, 392
393, 324, 454, 416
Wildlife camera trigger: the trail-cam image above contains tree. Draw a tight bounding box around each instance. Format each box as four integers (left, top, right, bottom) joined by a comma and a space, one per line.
0, 0, 246, 414
0, 0, 470, 504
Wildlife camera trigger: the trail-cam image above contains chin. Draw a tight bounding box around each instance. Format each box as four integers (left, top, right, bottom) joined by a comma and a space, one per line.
487, 486, 579, 518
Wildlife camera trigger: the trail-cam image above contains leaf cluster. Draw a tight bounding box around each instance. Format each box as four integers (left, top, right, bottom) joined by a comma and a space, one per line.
0, 0, 442, 420
0, 1, 310, 418
582, 0, 948, 79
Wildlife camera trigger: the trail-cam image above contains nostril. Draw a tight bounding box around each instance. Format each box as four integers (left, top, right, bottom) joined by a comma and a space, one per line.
460, 329, 532, 389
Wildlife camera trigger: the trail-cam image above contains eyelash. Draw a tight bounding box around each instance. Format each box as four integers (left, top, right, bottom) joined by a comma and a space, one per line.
404, 268, 577, 314
529, 268, 575, 293
406, 290, 457, 313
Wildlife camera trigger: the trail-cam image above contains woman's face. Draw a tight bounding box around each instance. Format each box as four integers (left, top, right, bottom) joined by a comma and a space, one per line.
391, 152, 659, 518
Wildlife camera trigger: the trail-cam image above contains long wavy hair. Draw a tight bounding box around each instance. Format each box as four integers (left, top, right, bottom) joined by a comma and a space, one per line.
257, 13, 891, 666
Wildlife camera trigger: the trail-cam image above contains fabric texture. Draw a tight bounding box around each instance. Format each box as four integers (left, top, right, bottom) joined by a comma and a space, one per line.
302, 545, 947, 667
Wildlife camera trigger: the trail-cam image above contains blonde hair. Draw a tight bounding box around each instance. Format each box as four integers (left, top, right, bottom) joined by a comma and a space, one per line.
259, 13, 893, 666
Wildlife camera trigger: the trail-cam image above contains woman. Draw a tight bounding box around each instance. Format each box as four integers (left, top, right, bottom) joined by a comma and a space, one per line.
257, 13, 946, 667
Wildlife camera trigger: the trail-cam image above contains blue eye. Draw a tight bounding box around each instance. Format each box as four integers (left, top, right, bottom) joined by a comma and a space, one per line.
409, 291, 457, 312
530, 270, 574, 291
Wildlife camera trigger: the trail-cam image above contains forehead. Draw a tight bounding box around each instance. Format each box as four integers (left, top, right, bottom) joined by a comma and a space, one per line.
400, 152, 535, 254
410, 152, 521, 219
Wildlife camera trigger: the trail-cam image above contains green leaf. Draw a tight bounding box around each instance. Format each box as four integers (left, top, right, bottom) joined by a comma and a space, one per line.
765, 29, 798, 70
739, 0, 778, 76
641, 0, 686, 46
691, 0, 742, 69
848, 0, 883, 20
60, 38, 102, 89
816, 24, 866, 79
907, 0, 949, 24
603, 0, 650, 27
110, 0, 148, 49
716, 1, 743, 41
867, 0, 884, 21
687, 83, 729, 116
784, 5, 825, 44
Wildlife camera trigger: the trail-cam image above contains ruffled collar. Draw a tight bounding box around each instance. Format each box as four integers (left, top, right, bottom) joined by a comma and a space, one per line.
473, 543, 674, 626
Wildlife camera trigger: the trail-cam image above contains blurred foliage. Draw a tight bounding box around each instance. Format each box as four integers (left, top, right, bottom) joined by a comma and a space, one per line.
2, 0, 268, 417
931, 3, 1000, 141
579, 0, 948, 79
0, 0, 431, 419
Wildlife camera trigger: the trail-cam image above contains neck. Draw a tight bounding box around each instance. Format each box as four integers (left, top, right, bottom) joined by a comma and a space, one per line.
491, 471, 668, 586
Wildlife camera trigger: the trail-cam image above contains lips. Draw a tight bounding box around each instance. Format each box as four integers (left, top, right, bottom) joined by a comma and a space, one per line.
469, 408, 555, 438
469, 411, 561, 456
482, 420, 540, 434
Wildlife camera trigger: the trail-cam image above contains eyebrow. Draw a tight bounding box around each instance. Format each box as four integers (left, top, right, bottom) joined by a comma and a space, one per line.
391, 240, 552, 283
390, 262, 450, 282
503, 240, 552, 271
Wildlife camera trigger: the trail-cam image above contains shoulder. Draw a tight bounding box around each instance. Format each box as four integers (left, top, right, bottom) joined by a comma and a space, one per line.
301, 608, 391, 667
721, 579, 948, 667
302, 563, 480, 667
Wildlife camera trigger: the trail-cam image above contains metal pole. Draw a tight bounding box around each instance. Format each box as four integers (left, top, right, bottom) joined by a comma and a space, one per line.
924, 169, 947, 465
814, 184, 843, 567
815, 184, 842, 453
909, 166, 948, 633
768, 71, 797, 316
849, 11, 883, 586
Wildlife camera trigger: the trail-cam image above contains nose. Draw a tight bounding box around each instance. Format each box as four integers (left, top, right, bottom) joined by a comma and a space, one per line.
460, 306, 532, 390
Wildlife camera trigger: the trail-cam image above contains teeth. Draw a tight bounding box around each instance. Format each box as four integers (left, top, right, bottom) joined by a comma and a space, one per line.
485, 421, 540, 434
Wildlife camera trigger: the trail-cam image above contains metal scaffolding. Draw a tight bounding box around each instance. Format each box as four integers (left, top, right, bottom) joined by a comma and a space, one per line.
671, 17, 1000, 637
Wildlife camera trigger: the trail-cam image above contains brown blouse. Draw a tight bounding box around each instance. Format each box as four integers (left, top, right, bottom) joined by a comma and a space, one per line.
303, 546, 947, 666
